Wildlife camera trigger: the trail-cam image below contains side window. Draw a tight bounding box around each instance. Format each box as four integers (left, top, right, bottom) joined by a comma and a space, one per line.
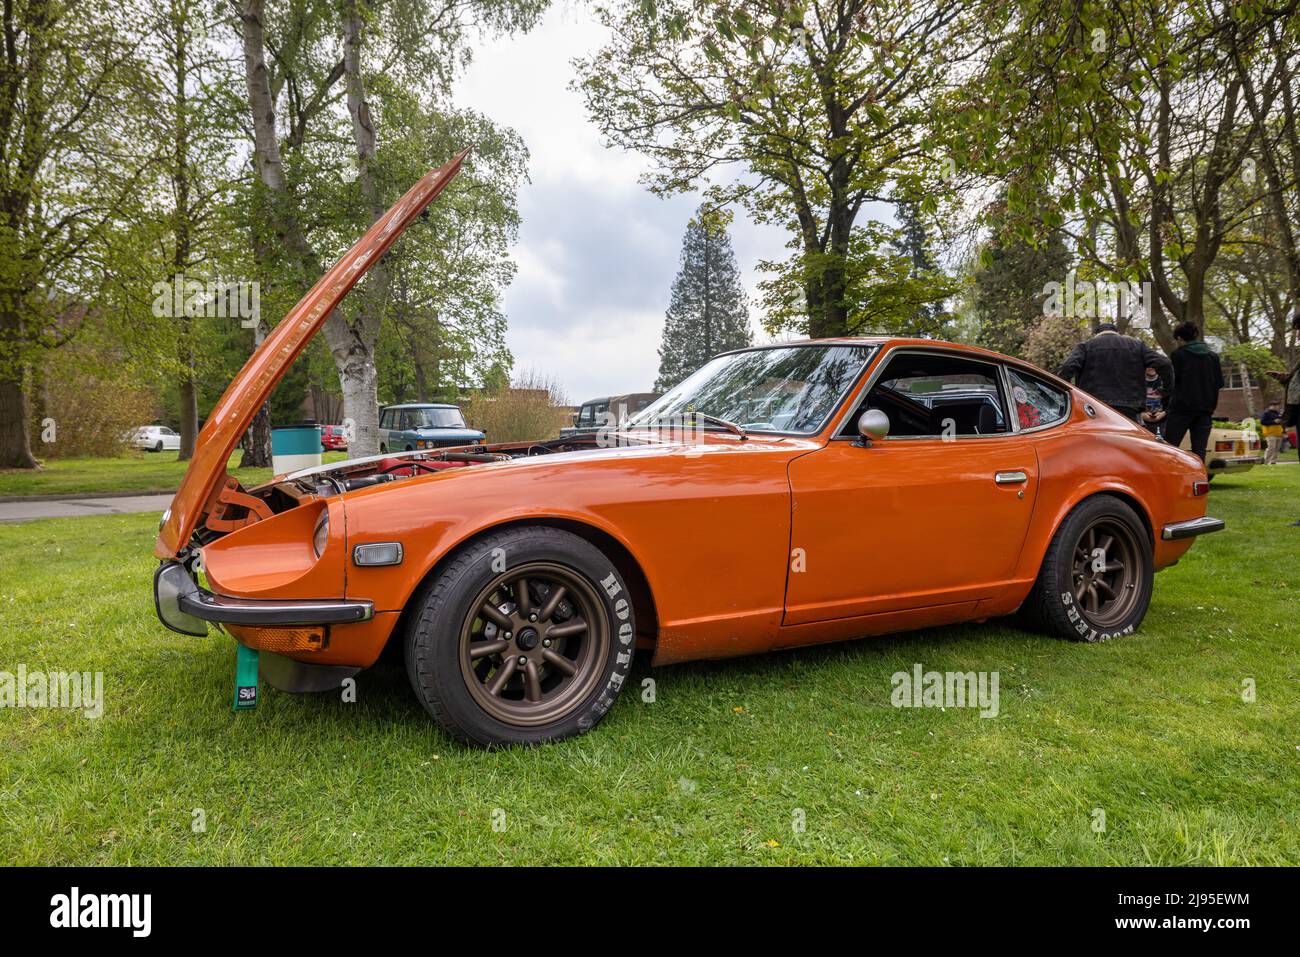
399, 411, 414, 431
847, 351, 1009, 439
379, 410, 391, 430
1007, 369, 1069, 429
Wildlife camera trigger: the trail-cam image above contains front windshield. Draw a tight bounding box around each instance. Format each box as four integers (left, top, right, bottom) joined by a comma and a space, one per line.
412, 407, 466, 429
628, 344, 875, 434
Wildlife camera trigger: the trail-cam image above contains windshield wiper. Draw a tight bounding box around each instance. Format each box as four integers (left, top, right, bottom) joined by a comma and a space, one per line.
643, 411, 748, 438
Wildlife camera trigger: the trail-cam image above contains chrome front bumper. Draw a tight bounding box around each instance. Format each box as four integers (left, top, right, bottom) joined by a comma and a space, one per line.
153, 561, 373, 637
1161, 516, 1226, 541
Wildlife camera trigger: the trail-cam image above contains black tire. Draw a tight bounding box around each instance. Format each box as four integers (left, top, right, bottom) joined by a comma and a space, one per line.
405, 526, 636, 747
1020, 495, 1153, 642
379, 443, 387, 453
153, 441, 163, 453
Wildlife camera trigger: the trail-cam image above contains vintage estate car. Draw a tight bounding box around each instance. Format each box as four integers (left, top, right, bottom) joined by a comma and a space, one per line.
151, 153, 1224, 747
560, 393, 661, 438
379, 403, 485, 452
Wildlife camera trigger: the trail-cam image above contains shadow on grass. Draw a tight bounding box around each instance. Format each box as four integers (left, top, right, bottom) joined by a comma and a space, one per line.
187, 616, 1046, 747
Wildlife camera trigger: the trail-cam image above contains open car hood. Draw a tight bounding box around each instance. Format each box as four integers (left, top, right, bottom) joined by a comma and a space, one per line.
154, 150, 469, 559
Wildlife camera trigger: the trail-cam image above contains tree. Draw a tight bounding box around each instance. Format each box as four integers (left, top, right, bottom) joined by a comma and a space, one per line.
143, 0, 244, 460
1021, 312, 1089, 373
236, 0, 543, 458
464, 368, 570, 443
972, 198, 1071, 357
0, 0, 151, 468
364, 102, 524, 406
655, 205, 751, 391
885, 199, 958, 335
956, 0, 1290, 352
577, 0, 982, 339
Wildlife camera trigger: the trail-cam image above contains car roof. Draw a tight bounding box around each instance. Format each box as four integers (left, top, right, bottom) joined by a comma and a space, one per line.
381, 403, 458, 410
717, 336, 1067, 385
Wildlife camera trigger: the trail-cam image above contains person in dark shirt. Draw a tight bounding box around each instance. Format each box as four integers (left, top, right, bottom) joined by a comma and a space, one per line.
1058, 323, 1173, 421
1162, 321, 1223, 461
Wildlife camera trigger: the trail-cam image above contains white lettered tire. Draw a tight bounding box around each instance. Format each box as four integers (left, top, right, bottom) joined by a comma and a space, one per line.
405, 526, 635, 746
1021, 496, 1154, 642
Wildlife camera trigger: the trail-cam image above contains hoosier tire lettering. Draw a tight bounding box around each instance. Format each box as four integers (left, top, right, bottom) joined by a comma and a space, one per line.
1019, 495, 1154, 643
405, 526, 635, 747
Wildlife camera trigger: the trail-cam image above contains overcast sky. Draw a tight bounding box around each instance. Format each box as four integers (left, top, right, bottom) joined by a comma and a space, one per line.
452, 6, 789, 403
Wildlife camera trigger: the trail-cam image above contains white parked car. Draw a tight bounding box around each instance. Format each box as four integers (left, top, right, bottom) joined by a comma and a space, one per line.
132, 425, 181, 452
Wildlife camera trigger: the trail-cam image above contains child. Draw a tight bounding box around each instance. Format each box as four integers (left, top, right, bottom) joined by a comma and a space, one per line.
1140, 366, 1169, 436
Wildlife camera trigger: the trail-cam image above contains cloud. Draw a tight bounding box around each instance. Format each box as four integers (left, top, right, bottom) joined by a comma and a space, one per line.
454, 6, 787, 400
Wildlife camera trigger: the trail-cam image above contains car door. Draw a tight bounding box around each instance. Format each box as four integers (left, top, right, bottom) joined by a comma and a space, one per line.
782, 349, 1039, 629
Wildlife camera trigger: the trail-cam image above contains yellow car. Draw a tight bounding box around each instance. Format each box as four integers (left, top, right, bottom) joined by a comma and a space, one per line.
1182, 423, 1263, 479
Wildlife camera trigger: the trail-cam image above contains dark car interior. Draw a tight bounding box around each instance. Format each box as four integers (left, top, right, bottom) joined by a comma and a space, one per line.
840, 352, 1010, 439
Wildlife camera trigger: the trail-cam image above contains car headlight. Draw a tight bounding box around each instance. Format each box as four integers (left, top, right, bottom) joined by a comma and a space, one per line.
312, 510, 329, 558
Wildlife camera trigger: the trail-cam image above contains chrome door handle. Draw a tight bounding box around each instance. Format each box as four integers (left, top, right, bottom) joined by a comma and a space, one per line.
994, 471, 1028, 485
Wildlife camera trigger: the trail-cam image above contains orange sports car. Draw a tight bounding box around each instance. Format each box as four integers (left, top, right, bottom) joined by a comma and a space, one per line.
152, 154, 1224, 746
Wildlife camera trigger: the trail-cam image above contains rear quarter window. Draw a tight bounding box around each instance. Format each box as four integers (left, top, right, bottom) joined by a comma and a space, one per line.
1007, 368, 1069, 430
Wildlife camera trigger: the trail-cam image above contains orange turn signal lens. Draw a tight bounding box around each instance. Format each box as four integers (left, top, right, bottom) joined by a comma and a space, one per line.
226, 624, 328, 653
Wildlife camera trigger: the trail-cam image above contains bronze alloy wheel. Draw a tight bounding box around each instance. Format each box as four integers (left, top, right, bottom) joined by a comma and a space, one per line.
1070, 516, 1143, 628
458, 561, 610, 727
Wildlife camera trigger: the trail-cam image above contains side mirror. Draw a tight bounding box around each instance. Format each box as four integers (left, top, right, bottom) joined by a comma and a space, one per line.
857, 409, 890, 446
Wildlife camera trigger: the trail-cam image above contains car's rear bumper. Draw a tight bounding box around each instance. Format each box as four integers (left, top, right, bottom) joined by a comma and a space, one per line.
1209, 455, 1262, 472
1161, 516, 1226, 541
153, 560, 373, 637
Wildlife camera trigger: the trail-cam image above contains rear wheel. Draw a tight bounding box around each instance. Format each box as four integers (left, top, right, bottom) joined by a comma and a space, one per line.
1021, 496, 1153, 642
406, 526, 635, 746
153, 441, 163, 452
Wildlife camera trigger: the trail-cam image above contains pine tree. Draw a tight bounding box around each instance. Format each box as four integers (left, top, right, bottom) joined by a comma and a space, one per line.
654, 206, 752, 391
973, 195, 1071, 357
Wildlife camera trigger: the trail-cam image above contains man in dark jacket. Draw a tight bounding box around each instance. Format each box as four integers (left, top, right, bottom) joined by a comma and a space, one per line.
1162, 321, 1223, 461
1058, 322, 1173, 421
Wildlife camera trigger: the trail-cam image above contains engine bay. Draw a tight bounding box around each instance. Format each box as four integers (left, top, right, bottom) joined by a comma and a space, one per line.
190, 435, 621, 547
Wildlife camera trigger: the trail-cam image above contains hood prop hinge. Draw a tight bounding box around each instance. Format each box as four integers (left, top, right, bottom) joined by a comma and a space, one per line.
203, 473, 274, 533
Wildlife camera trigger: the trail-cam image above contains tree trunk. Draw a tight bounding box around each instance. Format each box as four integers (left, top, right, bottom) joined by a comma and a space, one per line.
414, 358, 428, 403
0, 367, 38, 469
172, 9, 197, 461
177, 364, 198, 460
1239, 361, 1258, 419
241, 404, 272, 468
339, 351, 379, 457
327, 0, 389, 457
239, 0, 385, 459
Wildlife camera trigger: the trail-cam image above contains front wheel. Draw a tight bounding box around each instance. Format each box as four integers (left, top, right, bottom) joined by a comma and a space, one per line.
1021, 496, 1153, 642
406, 526, 636, 746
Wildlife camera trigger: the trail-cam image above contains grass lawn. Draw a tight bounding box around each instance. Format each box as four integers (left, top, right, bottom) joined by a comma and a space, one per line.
0, 450, 349, 498
0, 466, 1297, 865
